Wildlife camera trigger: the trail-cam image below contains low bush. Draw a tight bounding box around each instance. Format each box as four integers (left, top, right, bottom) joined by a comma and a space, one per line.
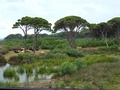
55, 81, 66, 88
16, 66, 24, 75
9, 56, 19, 65
18, 53, 39, 63
98, 44, 119, 51
3, 68, 18, 79
53, 53, 68, 59
0, 48, 8, 55
74, 58, 87, 70
84, 55, 117, 65
0, 81, 21, 87
43, 51, 68, 59
40, 43, 54, 50
38, 66, 47, 74
25, 66, 33, 77
59, 62, 77, 75
0, 54, 7, 65
64, 48, 84, 57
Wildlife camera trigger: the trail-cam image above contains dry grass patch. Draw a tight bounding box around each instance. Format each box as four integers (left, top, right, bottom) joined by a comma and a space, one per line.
3, 51, 18, 61
3, 50, 50, 61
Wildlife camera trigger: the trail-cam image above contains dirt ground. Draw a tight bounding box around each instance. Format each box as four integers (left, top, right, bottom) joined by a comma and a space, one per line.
25, 79, 56, 88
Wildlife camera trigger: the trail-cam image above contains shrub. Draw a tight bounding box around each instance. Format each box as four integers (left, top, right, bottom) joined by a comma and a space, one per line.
98, 44, 119, 51
40, 43, 54, 50
54, 53, 68, 59
34, 74, 39, 81
74, 58, 87, 70
0, 54, 7, 65
109, 44, 119, 51
25, 66, 33, 77
0, 48, 8, 55
43, 52, 55, 59
38, 66, 47, 74
85, 55, 117, 65
64, 48, 84, 57
8, 56, 19, 65
55, 81, 66, 88
43, 51, 68, 59
3, 68, 17, 79
18, 53, 39, 63
59, 62, 77, 75
16, 66, 24, 75
0, 81, 21, 87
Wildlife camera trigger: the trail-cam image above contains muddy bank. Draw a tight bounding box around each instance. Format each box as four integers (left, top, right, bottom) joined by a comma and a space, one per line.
24, 79, 56, 88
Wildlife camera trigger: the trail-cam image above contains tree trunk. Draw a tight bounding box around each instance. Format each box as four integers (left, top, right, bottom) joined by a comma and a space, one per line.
67, 31, 76, 48
104, 37, 109, 47
24, 34, 27, 53
101, 32, 109, 47
33, 33, 36, 53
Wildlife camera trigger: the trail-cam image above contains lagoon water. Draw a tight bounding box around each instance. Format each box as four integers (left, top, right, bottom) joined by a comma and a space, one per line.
0, 63, 53, 83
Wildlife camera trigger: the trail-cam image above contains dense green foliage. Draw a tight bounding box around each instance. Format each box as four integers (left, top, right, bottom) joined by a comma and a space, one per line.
1, 15, 120, 88
59, 62, 77, 75
3, 68, 19, 81
54, 15, 89, 48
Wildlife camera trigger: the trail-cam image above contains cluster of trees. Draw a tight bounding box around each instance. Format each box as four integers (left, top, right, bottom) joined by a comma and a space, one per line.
12, 16, 120, 52
12, 16, 51, 53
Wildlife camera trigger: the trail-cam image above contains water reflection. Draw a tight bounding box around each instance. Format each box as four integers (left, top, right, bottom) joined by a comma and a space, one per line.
0, 63, 53, 83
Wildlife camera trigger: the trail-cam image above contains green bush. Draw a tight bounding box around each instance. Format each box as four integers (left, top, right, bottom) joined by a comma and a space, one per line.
43, 51, 68, 59
38, 66, 47, 74
40, 43, 54, 50
84, 55, 117, 65
54, 53, 68, 59
18, 53, 39, 63
74, 58, 87, 70
59, 62, 77, 75
8, 56, 19, 65
16, 66, 24, 75
3, 68, 17, 79
34, 74, 39, 81
0, 48, 8, 55
25, 66, 33, 77
98, 44, 119, 51
76, 38, 119, 47
64, 48, 84, 57
0, 81, 21, 87
55, 81, 66, 88
0, 54, 6, 65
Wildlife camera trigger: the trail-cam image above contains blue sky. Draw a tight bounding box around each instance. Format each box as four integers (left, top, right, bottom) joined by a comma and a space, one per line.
0, 0, 120, 39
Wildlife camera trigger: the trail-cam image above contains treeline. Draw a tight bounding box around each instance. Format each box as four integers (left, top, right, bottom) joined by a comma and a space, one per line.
4, 31, 90, 40
3, 15, 120, 52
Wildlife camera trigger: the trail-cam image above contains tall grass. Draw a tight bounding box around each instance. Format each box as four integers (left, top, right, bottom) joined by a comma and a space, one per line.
84, 54, 117, 65
3, 67, 19, 81
0, 82, 21, 87
16, 66, 25, 75
56, 61, 120, 89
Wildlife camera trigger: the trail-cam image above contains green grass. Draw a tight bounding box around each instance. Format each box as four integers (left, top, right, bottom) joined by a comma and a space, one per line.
0, 38, 120, 88
16, 66, 25, 75
0, 81, 21, 87
53, 61, 120, 89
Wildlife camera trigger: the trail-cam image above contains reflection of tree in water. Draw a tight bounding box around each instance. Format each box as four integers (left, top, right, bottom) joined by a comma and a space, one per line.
25, 68, 33, 84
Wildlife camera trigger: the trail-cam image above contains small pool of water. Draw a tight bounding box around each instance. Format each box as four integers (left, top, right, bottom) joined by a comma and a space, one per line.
0, 63, 53, 83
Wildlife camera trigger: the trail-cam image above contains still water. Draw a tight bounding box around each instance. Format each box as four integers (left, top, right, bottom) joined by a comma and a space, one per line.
0, 63, 53, 83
